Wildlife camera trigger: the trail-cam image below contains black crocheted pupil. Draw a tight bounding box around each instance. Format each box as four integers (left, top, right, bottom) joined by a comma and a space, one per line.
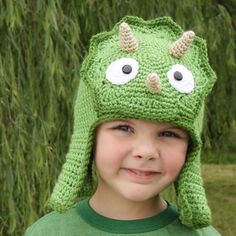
122, 65, 132, 74
174, 71, 183, 81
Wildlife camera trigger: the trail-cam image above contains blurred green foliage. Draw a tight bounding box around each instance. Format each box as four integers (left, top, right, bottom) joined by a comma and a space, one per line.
0, 0, 235, 235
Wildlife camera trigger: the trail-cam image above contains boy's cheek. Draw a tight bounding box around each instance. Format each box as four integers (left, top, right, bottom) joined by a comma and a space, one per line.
95, 146, 125, 164
163, 150, 186, 169
166, 157, 186, 174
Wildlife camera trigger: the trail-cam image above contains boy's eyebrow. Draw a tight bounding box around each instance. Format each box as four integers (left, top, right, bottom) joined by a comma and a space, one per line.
164, 125, 184, 130
104, 119, 131, 126
117, 119, 137, 126
110, 119, 132, 123
108, 119, 138, 127
164, 125, 187, 132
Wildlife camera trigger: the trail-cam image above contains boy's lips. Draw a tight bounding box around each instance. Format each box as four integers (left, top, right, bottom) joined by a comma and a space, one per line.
122, 168, 161, 179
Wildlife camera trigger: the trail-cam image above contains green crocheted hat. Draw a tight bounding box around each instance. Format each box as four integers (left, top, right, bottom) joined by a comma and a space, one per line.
49, 16, 217, 228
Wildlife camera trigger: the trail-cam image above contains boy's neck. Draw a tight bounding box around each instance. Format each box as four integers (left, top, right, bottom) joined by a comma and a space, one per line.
89, 189, 167, 220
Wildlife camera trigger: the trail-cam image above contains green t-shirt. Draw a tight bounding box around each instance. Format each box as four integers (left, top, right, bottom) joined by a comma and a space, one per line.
25, 200, 220, 236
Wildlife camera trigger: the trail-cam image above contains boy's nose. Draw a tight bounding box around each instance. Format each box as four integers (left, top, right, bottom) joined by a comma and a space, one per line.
132, 139, 159, 161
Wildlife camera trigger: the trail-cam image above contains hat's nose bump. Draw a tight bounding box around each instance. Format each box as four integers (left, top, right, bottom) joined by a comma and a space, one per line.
146, 73, 161, 94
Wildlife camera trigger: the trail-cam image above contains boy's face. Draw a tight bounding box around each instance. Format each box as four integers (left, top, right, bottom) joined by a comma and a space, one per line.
94, 119, 189, 203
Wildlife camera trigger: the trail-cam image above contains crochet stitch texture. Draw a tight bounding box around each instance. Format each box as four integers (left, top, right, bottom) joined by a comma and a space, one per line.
48, 16, 217, 229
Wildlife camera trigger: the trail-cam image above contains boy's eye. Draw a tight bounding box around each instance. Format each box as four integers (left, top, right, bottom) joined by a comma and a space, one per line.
115, 125, 133, 132
159, 131, 178, 138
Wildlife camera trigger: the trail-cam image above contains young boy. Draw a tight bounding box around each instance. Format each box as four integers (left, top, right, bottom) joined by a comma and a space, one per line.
25, 16, 221, 235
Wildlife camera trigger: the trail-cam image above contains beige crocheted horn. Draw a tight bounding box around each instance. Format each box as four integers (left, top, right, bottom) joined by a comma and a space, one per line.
146, 73, 161, 94
119, 22, 138, 52
170, 31, 195, 58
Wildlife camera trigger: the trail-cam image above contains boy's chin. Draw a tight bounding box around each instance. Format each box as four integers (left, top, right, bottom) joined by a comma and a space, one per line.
120, 189, 160, 203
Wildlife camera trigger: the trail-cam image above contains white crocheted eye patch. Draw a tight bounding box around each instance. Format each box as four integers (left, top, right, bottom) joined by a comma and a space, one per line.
167, 64, 194, 93
106, 57, 139, 85
106, 58, 194, 94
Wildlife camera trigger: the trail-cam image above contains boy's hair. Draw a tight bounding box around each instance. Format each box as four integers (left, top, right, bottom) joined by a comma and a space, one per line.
48, 16, 217, 229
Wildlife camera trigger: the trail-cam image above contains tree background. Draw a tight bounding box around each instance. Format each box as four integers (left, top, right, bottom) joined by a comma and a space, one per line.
0, 0, 235, 235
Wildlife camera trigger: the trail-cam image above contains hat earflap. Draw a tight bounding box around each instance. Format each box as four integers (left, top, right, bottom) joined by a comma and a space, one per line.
48, 79, 97, 212
48, 148, 91, 212
175, 146, 211, 228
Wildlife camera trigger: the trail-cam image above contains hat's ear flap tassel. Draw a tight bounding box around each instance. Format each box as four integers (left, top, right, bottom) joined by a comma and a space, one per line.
175, 150, 212, 228
48, 153, 90, 212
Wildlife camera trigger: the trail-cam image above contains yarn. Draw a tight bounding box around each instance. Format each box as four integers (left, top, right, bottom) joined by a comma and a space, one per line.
170, 31, 196, 58
119, 22, 138, 52
48, 16, 217, 229
146, 73, 161, 93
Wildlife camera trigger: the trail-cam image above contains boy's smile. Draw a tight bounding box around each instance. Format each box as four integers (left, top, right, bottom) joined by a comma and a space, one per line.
121, 167, 161, 183
91, 119, 189, 219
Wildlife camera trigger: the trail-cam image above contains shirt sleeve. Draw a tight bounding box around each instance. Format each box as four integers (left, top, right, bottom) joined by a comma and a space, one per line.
196, 225, 221, 236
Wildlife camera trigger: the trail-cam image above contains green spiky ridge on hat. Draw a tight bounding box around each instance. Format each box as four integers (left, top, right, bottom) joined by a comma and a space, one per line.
48, 16, 217, 229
